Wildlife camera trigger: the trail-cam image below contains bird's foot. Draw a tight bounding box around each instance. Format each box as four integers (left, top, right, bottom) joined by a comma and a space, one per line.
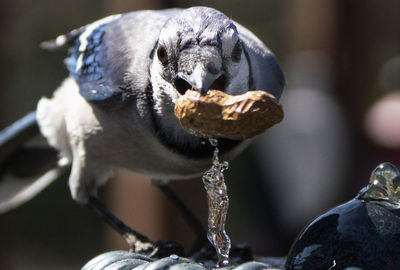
88, 196, 185, 258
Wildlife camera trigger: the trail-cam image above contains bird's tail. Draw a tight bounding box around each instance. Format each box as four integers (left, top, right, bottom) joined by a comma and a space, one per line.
0, 111, 64, 213
40, 27, 84, 51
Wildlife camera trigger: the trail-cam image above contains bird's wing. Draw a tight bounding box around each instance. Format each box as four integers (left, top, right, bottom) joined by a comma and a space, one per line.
46, 9, 180, 106
235, 23, 285, 100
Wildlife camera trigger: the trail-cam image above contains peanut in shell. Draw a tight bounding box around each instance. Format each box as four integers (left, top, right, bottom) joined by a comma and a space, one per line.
174, 89, 283, 140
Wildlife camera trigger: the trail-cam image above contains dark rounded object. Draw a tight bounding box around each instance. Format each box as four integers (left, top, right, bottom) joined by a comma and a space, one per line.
286, 199, 400, 270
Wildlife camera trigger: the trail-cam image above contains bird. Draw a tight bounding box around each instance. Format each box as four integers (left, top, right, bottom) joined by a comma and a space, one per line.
0, 6, 284, 256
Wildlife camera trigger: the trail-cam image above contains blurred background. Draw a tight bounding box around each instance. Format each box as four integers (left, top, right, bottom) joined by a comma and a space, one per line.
1, 0, 400, 269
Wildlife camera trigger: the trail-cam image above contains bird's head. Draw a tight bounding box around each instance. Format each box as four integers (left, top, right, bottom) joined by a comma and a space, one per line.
150, 7, 250, 101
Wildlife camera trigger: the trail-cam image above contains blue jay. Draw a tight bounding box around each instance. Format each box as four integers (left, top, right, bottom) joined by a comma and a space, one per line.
0, 6, 284, 256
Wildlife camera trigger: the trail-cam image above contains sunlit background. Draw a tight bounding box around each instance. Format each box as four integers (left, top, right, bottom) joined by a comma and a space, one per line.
0, 0, 399, 269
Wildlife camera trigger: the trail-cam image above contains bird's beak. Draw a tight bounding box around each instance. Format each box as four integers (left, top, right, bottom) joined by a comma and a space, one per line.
178, 63, 225, 95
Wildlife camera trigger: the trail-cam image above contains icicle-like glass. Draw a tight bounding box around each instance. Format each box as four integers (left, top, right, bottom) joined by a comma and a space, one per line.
359, 162, 400, 206
202, 138, 232, 267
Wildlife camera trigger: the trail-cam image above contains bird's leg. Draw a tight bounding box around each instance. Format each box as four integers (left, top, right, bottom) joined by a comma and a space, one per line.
88, 196, 153, 252
151, 180, 209, 254
88, 196, 184, 257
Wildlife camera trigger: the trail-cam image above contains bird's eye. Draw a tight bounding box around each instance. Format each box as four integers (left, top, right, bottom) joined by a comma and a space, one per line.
231, 41, 242, 62
157, 46, 168, 64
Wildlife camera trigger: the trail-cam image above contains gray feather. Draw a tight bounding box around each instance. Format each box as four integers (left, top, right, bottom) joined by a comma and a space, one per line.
235, 24, 285, 99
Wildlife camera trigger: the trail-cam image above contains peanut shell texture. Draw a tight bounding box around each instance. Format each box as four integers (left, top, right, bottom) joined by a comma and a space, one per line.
174, 89, 283, 140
